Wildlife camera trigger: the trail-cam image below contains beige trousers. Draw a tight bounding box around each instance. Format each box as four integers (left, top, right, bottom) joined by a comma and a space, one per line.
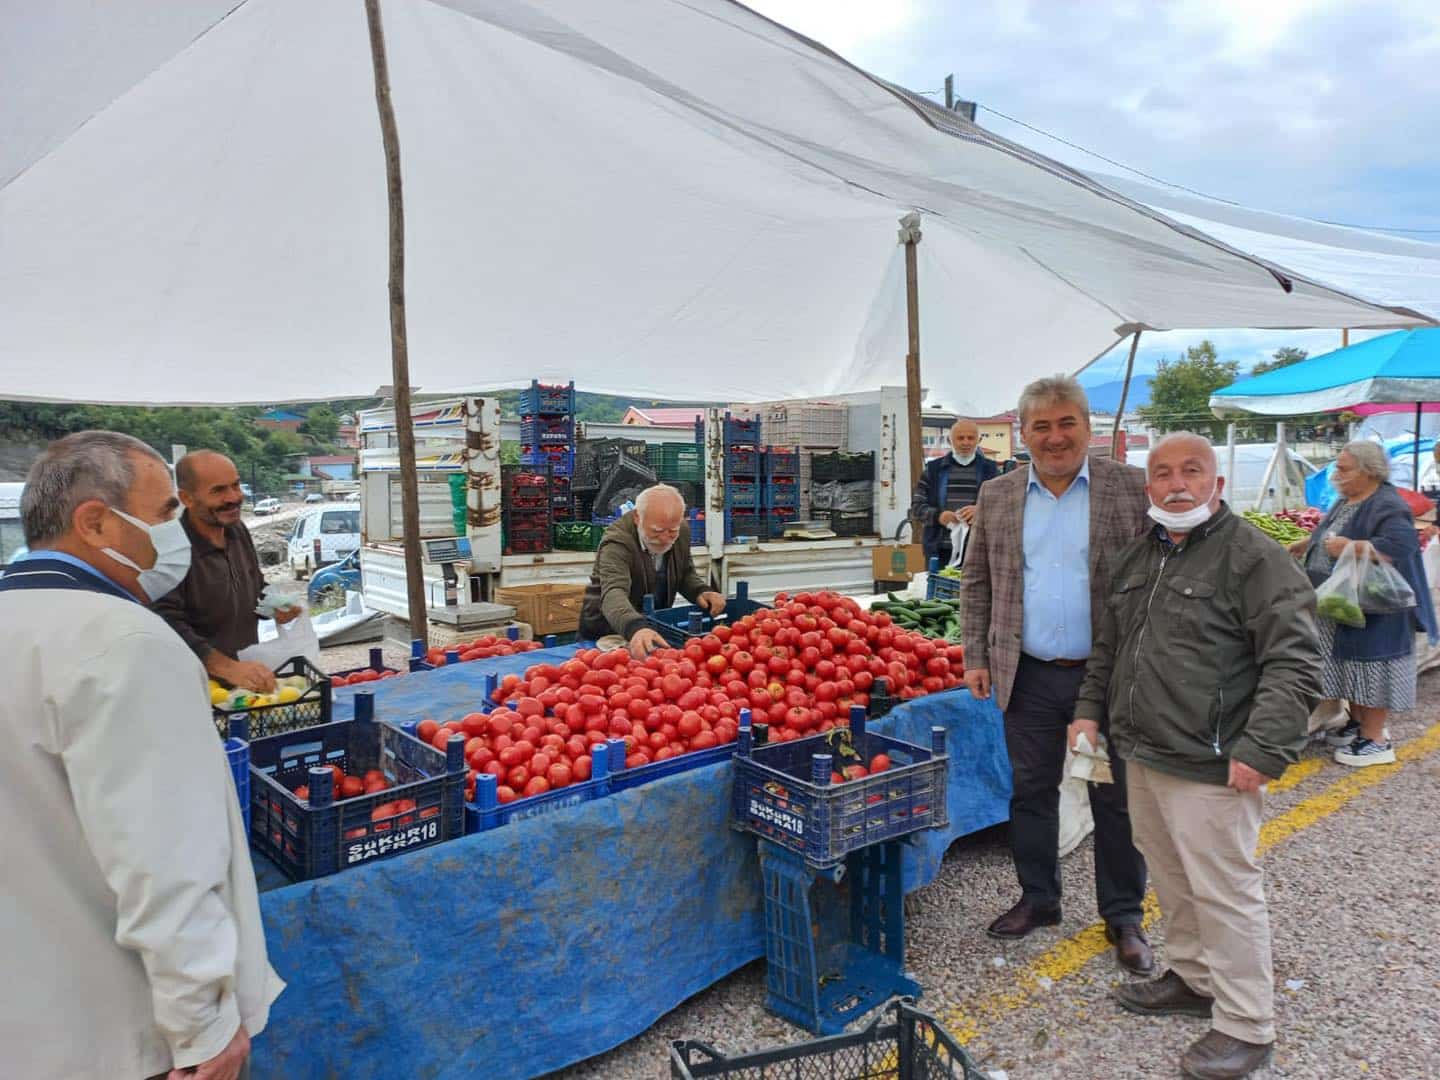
1127, 761, 1275, 1044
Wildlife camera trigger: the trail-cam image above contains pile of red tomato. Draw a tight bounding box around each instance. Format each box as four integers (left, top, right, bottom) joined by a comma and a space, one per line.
330, 668, 403, 687
415, 591, 963, 806
288, 763, 439, 838
423, 634, 544, 667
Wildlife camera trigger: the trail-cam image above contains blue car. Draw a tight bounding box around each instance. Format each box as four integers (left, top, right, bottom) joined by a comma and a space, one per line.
308, 548, 360, 604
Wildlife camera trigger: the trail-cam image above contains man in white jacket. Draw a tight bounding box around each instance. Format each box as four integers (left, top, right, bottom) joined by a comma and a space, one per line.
0, 431, 282, 1080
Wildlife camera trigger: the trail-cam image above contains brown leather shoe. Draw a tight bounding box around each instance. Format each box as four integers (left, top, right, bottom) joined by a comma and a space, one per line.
1113, 969, 1214, 1018
1105, 922, 1155, 975
1180, 1029, 1273, 1079
985, 899, 1062, 939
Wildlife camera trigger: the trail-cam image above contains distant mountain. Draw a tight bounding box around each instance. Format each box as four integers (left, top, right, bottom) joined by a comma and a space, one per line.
1081, 374, 1152, 414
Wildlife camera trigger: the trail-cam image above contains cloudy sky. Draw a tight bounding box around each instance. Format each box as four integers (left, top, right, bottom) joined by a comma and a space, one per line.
746, 0, 1440, 382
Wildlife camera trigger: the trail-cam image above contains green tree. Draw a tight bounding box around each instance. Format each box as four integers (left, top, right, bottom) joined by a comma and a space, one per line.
1251, 345, 1308, 377
300, 405, 339, 443
1136, 340, 1237, 440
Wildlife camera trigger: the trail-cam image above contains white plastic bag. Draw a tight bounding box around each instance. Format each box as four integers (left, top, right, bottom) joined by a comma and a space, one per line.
947, 520, 969, 568
239, 610, 322, 670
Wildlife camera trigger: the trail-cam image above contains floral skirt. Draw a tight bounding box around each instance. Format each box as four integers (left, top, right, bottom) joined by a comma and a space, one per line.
1318, 617, 1416, 712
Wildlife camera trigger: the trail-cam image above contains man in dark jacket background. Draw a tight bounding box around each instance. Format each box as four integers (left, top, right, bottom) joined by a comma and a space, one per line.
1073, 432, 1322, 1080
910, 419, 1000, 565
579, 484, 724, 657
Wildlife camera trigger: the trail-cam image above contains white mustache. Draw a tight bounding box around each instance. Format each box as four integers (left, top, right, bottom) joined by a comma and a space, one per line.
1162, 491, 1199, 505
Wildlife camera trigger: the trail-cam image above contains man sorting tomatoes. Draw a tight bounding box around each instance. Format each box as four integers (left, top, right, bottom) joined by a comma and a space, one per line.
579, 484, 725, 657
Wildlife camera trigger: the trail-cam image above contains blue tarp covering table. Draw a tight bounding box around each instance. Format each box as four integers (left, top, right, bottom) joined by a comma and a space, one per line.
253, 650, 1010, 1080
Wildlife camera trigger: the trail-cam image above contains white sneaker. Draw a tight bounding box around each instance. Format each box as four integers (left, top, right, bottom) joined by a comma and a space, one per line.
1324, 721, 1360, 748
1334, 736, 1396, 768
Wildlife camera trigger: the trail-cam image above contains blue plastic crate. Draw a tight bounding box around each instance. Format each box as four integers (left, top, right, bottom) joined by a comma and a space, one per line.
643, 581, 762, 645
213, 655, 332, 740
688, 509, 705, 544
725, 447, 762, 475
464, 737, 618, 832
926, 574, 961, 601
763, 509, 800, 539
226, 737, 251, 834
520, 447, 574, 476
725, 478, 760, 509
732, 710, 948, 869
518, 379, 576, 416
603, 732, 738, 793
519, 416, 575, 445
762, 448, 800, 477
726, 510, 761, 542
248, 694, 466, 881
723, 413, 761, 445
762, 478, 799, 508
758, 839, 920, 1035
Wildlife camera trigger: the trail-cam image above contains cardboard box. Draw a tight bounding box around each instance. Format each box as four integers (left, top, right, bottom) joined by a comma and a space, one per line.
871, 544, 927, 581
492, 583, 587, 636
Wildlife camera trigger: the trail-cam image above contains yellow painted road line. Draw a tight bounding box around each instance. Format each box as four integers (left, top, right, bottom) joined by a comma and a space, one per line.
1267, 754, 1326, 794
939, 721, 1440, 1046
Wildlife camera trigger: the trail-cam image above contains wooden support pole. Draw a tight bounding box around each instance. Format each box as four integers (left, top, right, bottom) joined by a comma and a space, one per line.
364, 0, 429, 650
1111, 330, 1142, 459
899, 213, 924, 495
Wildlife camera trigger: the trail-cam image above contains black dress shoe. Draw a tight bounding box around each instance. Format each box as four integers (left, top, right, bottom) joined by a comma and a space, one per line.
1181, 1029, 1273, 1079
986, 899, 1062, 939
1105, 922, 1155, 975
1113, 969, 1214, 1018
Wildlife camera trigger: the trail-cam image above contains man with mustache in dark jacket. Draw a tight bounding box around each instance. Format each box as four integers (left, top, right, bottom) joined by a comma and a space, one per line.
154, 450, 300, 694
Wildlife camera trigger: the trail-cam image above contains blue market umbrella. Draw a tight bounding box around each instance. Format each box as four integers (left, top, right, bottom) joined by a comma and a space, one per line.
1211, 328, 1440, 486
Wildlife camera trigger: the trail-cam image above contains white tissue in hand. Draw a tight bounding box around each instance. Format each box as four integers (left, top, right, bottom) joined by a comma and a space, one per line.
1069, 732, 1114, 784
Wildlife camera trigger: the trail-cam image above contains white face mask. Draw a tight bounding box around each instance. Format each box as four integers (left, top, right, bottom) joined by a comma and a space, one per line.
951, 448, 977, 466
1146, 486, 1218, 533
102, 507, 192, 601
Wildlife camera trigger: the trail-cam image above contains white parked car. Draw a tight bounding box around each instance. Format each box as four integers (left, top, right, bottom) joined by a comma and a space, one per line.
288, 507, 361, 579
304, 493, 325, 504
252, 497, 282, 515
343, 490, 361, 502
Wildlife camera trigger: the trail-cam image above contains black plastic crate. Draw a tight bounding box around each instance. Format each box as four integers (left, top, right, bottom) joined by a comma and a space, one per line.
812, 451, 876, 483
553, 520, 605, 551
213, 656, 331, 740
733, 710, 948, 869
830, 510, 875, 537
671, 997, 986, 1079
248, 699, 467, 881
505, 534, 552, 555
518, 379, 576, 416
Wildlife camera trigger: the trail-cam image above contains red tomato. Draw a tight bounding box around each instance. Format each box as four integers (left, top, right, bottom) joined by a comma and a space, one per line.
294, 784, 310, 801
869, 753, 891, 773
495, 785, 518, 804
677, 711, 703, 738
843, 764, 869, 781
689, 730, 719, 750
364, 777, 390, 794
572, 755, 593, 781
732, 651, 755, 674
547, 762, 573, 788
340, 776, 365, 799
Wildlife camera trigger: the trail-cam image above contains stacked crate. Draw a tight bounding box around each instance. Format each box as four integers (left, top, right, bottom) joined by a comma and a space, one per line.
723, 413, 763, 541
762, 447, 800, 538
575, 438, 654, 521
518, 381, 576, 500
502, 463, 553, 554
730, 400, 849, 514
811, 451, 877, 536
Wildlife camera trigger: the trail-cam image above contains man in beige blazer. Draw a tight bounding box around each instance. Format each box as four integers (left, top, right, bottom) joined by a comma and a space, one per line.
961, 375, 1154, 974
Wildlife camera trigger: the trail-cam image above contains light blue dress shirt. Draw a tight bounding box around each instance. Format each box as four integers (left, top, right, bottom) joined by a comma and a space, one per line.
1021, 458, 1091, 660
8, 548, 122, 589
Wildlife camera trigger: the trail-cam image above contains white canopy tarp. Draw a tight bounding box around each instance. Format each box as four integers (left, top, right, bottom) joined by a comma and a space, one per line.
0, 0, 1427, 411
1091, 172, 1440, 322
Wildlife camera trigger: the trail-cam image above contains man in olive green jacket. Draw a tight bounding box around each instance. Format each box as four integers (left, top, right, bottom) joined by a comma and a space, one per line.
1072, 433, 1321, 1080
579, 485, 724, 657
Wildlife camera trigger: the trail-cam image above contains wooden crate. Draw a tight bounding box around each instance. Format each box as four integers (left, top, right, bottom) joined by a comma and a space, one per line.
493, 583, 587, 636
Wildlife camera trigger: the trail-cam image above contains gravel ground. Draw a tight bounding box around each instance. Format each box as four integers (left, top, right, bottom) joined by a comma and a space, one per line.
546, 672, 1440, 1080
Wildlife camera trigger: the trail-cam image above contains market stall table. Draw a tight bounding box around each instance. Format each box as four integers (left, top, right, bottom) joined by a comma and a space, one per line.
251, 646, 1010, 1080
